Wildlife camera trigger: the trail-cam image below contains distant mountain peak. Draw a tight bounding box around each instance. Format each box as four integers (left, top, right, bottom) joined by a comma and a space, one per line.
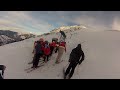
0, 30, 35, 46
50, 25, 87, 33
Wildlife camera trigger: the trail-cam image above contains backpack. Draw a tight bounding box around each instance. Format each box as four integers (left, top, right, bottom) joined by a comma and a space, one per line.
35, 41, 43, 54
59, 41, 66, 47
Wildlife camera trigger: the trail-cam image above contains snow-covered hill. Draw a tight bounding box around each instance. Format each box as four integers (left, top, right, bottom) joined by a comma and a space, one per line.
0, 35, 15, 45
0, 30, 36, 46
0, 27, 120, 79
50, 25, 87, 33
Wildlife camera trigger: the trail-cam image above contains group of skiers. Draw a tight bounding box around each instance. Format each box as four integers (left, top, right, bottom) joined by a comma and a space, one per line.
30, 30, 85, 79
0, 30, 85, 79
31, 37, 66, 68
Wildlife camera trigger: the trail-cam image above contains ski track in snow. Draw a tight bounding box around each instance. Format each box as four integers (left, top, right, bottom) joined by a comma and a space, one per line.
0, 29, 120, 79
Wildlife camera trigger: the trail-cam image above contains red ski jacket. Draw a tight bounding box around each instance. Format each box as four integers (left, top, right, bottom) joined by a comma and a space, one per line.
50, 42, 56, 47
59, 42, 66, 52
43, 44, 51, 55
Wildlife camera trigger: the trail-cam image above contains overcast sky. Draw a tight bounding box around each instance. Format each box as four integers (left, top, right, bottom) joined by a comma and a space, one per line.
0, 11, 120, 35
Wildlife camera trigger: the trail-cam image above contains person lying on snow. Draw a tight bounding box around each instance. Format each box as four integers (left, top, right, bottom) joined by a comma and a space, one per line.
0, 65, 6, 79
43, 41, 51, 63
64, 44, 85, 79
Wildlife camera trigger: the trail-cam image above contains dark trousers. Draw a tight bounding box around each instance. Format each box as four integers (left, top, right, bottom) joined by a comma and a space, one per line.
0, 65, 5, 75
50, 46, 54, 56
54, 47, 58, 53
65, 62, 78, 79
0, 74, 3, 79
33, 53, 43, 68
44, 55, 50, 61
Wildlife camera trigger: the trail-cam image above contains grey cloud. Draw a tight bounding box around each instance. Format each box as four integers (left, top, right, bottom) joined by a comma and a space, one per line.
0, 11, 120, 35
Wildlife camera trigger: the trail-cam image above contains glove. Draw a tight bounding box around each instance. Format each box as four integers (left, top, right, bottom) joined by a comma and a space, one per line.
68, 59, 71, 62
78, 61, 81, 65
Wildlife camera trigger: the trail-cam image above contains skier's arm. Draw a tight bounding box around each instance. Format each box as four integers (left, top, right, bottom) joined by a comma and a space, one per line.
65, 45, 66, 52
32, 42, 36, 53
68, 54, 71, 62
78, 51, 85, 65
68, 50, 73, 62
33, 43, 37, 55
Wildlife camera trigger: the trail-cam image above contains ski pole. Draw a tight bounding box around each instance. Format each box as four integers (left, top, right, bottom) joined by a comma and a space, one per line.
64, 62, 69, 70
77, 64, 80, 79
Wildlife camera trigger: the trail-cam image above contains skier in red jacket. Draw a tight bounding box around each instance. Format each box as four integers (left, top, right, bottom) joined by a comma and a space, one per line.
28, 38, 45, 64
43, 41, 51, 62
32, 38, 45, 54
49, 40, 57, 56
55, 41, 66, 64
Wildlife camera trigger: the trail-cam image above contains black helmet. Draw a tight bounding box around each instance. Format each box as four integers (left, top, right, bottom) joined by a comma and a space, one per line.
45, 41, 48, 44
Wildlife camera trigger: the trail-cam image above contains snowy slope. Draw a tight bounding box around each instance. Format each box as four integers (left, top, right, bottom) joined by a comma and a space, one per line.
0, 28, 120, 79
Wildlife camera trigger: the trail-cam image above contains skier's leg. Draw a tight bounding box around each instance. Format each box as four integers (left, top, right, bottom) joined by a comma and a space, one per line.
54, 47, 56, 53
32, 54, 37, 68
55, 53, 61, 63
0, 65, 6, 78
55, 49, 60, 63
44, 55, 47, 63
68, 63, 77, 79
35, 54, 41, 68
43, 55, 46, 62
51, 47, 54, 56
47, 55, 49, 61
56, 47, 64, 63
34, 54, 39, 68
58, 48, 64, 62
32, 54, 36, 63
65, 63, 72, 76
50, 47, 53, 56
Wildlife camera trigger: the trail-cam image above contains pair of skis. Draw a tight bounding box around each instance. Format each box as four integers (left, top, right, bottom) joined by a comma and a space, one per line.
25, 65, 44, 73
28, 59, 44, 64
25, 61, 45, 73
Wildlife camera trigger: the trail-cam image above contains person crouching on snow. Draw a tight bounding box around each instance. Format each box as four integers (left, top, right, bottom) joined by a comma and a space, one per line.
43, 41, 51, 63
55, 41, 66, 64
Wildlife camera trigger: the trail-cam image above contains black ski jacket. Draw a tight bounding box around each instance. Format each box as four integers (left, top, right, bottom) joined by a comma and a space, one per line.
69, 44, 85, 64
